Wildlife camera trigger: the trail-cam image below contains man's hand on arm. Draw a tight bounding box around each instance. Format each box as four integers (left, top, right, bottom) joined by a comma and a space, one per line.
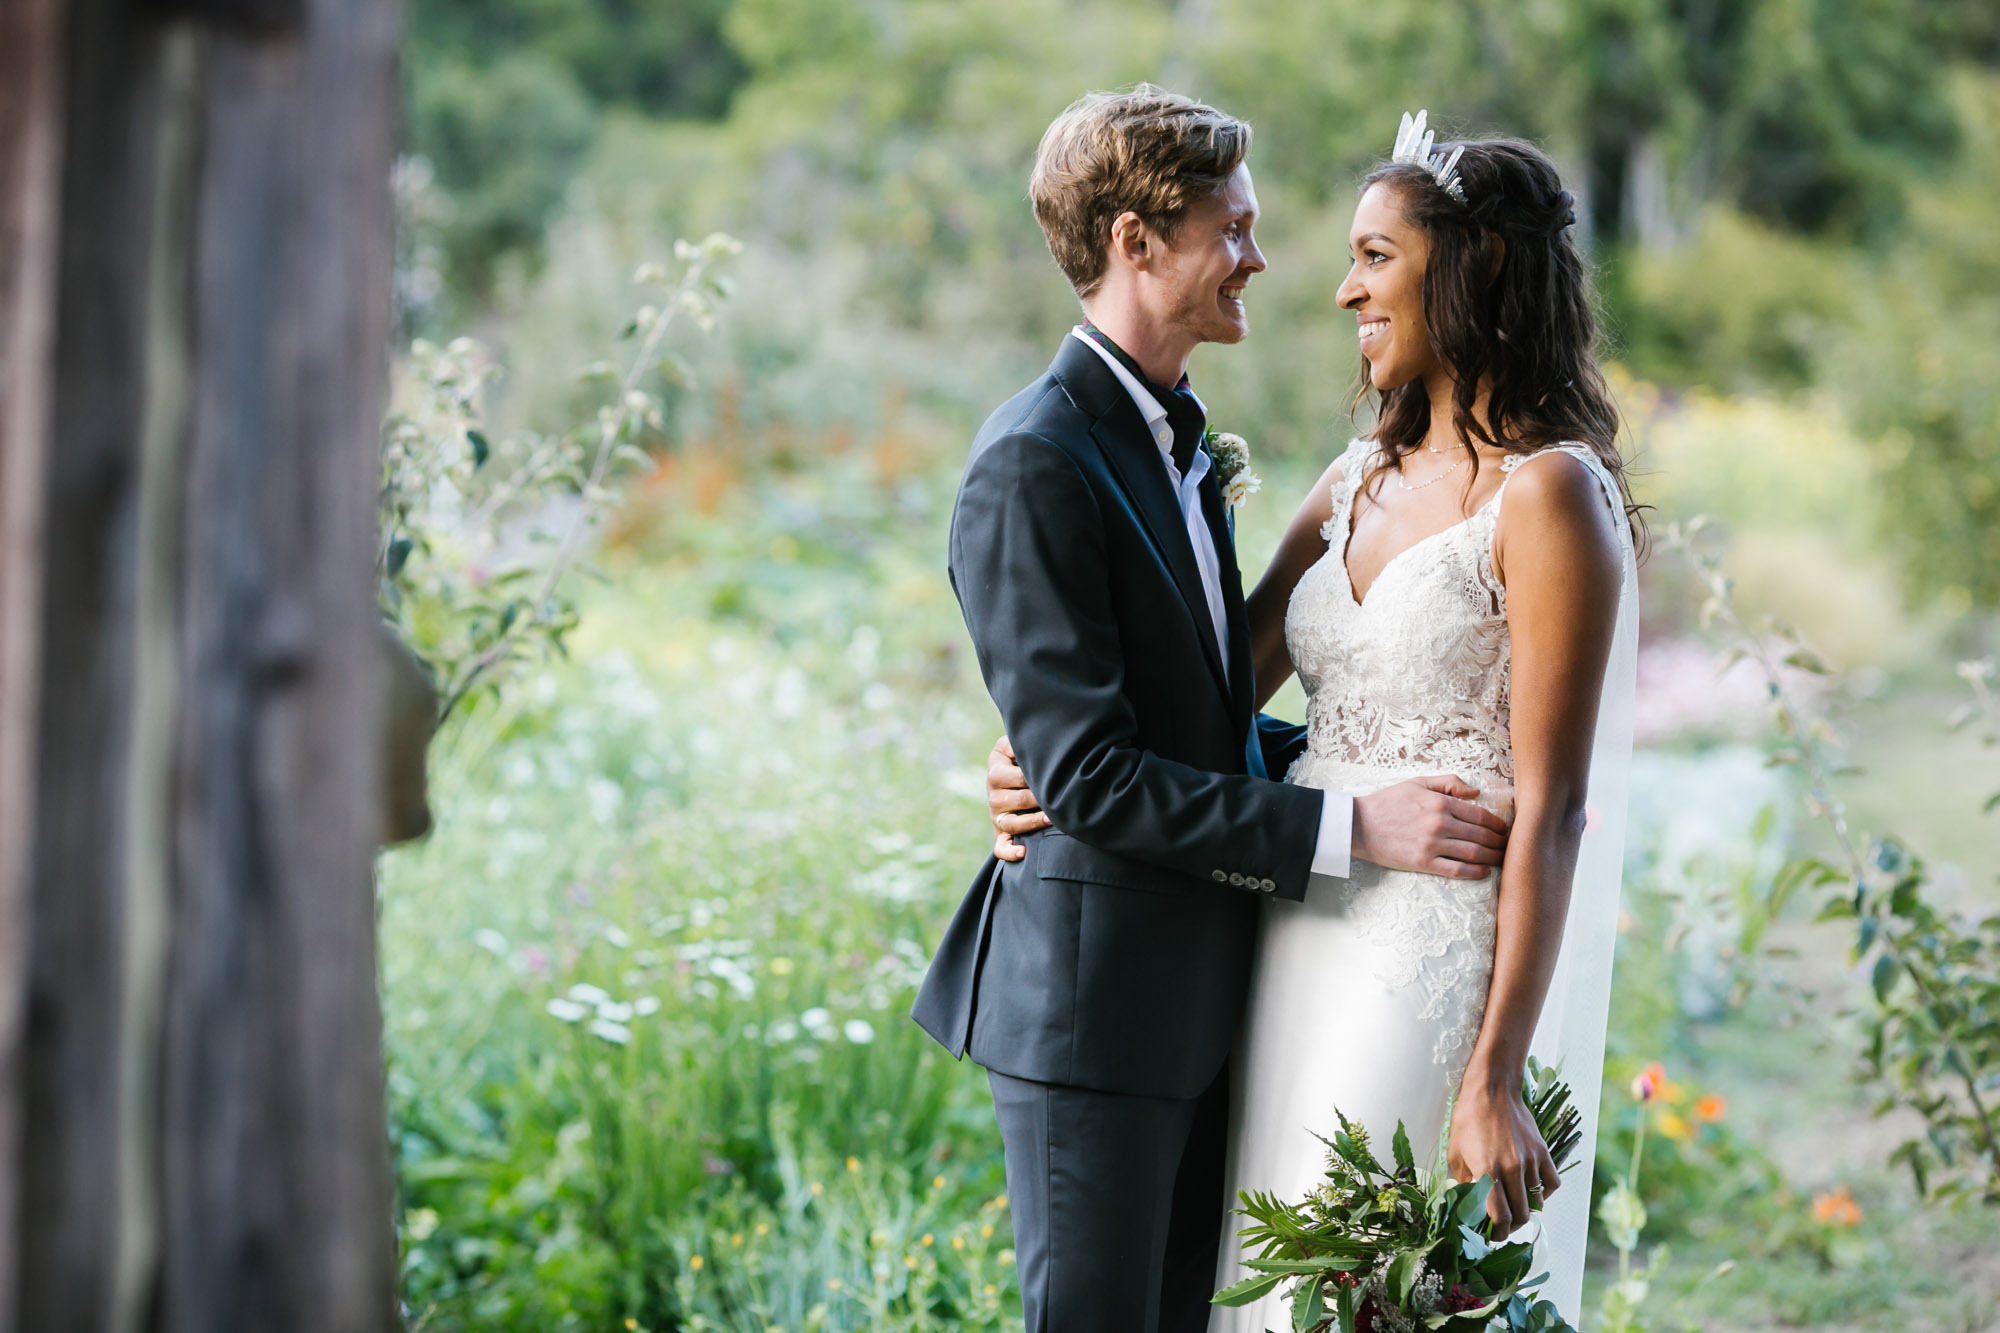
983, 734, 1509, 876
987, 735, 1048, 863
1350, 778, 1509, 879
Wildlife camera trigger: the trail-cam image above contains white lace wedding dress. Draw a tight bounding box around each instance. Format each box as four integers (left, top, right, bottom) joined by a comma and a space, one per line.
1210, 439, 1638, 1333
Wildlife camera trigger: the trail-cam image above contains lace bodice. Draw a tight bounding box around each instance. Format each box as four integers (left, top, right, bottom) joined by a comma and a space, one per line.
1282, 438, 1621, 1067
1285, 436, 1536, 791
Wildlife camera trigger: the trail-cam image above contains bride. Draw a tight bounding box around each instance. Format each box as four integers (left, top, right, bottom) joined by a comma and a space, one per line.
988, 119, 1639, 1328
1207, 122, 1639, 1330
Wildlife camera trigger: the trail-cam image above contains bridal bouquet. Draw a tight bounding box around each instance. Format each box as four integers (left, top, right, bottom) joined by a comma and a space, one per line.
1214, 1060, 1584, 1333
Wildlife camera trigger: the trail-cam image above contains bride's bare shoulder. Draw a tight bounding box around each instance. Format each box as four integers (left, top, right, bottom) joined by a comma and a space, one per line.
1492, 447, 1619, 583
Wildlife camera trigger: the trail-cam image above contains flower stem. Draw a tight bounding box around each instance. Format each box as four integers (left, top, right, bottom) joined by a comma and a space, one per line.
1627, 1104, 1647, 1195
1618, 1107, 1647, 1284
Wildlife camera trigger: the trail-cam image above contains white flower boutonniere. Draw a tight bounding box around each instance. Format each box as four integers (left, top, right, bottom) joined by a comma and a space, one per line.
1206, 429, 1261, 512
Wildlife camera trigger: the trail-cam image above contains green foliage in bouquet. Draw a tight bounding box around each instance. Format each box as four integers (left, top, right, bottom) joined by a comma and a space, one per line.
1213, 1060, 1583, 1333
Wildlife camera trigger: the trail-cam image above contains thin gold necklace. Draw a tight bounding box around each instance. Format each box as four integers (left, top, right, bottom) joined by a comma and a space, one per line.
1397, 449, 1465, 491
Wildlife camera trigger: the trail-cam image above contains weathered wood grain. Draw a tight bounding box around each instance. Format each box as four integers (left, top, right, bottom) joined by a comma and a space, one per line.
10, 1, 403, 1326
0, 0, 64, 1327
153, 0, 402, 1326
18, 0, 165, 1325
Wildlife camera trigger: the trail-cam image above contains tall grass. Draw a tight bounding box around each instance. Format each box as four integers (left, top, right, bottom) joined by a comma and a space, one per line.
383, 447, 1018, 1330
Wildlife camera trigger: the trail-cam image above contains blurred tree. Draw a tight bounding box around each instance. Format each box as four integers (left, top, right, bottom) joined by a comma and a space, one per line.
1715, 0, 1959, 235
1826, 70, 2000, 611
408, 0, 744, 117
409, 52, 596, 300
1209, 0, 1967, 243
404, 0, 745, 309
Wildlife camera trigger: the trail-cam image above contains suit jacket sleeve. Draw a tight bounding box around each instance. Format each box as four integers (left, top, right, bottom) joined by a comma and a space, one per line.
949, 430, 1323, 900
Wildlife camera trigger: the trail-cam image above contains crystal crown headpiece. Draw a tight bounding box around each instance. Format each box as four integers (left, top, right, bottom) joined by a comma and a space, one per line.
1391, 109, 1466, 204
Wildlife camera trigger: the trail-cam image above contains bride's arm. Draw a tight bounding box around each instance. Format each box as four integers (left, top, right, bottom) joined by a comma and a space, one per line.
1447, 450, 1621, 1239
1245, 458, 1344, 712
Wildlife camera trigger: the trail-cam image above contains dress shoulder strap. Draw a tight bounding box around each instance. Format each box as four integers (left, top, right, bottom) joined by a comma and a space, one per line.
1336, 436, 1377, 481
1320, 437, 1378, 544
1493, 443, 1634, 562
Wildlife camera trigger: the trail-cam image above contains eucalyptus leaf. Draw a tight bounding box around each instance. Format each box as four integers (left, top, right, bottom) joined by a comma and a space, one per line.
1387, 1249, 1422, 1305
1211, 1271, 1287, 1307
1245, 1258, 1349, 1275
1454, 1176, 1494, 1227
1291, 1275, 1324, 1331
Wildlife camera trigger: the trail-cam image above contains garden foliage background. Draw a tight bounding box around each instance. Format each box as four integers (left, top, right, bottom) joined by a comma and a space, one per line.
380, 3, 2000, 1329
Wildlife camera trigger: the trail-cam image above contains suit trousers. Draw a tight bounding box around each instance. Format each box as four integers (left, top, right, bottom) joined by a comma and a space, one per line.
987, 1063, 1232, 1333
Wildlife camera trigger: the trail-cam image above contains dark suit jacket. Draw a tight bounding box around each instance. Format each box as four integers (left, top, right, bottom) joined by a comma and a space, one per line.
911, 335, 1324, 1101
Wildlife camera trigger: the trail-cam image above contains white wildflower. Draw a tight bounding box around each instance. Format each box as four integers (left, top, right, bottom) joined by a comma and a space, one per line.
1206, 430, 1260, 512
586, 775, 624, 825
588, 1017, 632, 1045
772, 666, 808, 719
545, 997, 590, 1023
1222, 469, 1262, 510
843, 1019, 876, 1044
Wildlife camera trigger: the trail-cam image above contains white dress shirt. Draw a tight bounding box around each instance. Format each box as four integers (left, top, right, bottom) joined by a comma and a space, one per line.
1071, 327, 1353, 878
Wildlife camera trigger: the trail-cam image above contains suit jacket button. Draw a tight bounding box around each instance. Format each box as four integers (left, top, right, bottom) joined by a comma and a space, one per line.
1211, 869, 1227, 882
1229, 873, 1245, 886
1261, 879, 1277, 892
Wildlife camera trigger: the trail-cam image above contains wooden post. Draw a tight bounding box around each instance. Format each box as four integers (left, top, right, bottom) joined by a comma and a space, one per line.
18, 0, 167, 1323
0, 0, 65, 1327
152, 0, 402, 1326
9, 0, 402, 1327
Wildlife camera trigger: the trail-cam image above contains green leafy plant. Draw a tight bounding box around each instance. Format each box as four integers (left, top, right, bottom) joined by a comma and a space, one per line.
1669, 519, 2000, 1204
378, 232, 741, 735
1213, 1060, 1581, 1333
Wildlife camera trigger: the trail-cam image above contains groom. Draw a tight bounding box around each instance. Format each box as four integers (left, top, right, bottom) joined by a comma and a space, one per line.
911, 87, 1507, 1333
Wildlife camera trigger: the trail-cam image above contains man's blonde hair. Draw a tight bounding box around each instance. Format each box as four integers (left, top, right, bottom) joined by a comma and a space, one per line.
1029, 85, 1253, 298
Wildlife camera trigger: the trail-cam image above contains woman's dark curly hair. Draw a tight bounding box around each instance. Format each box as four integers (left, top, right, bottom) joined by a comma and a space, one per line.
1357, 137, 1639, 527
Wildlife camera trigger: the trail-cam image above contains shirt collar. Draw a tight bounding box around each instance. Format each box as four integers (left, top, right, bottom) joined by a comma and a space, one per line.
1069, 327, 1209, 476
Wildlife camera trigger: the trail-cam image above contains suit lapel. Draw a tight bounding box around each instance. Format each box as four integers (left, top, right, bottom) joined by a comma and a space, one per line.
1053, 339, 1231, 700
1090, 416, 1231, 698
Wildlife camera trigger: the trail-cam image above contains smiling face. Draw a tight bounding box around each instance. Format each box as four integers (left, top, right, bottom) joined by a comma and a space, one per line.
1150, 163, 1266, 346
1336, 181, 1440, 391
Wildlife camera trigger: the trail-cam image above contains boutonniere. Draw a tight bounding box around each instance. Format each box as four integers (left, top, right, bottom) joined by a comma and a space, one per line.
1205, 428, 1261, 512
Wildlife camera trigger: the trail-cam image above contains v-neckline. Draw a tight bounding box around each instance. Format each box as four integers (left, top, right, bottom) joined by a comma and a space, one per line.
1338, 469, 1505, 609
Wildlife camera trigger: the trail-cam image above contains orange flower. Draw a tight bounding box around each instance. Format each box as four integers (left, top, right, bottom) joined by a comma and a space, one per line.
1693, 1094, 1727, 1123
1812, 1185, 1862, 1228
